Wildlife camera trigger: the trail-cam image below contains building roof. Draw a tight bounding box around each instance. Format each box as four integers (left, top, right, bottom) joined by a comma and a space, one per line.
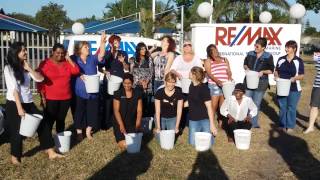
0, 14, 48, 32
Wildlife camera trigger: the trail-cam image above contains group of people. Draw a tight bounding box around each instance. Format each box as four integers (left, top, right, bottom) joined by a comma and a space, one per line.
4, 32, 317, 165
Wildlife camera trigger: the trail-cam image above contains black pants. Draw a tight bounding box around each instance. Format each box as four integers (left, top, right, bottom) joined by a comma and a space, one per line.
74, 96, 99, 130
226, 120, 252, 138
112, 117, 136, 143
102, 95, 113, 129
5, 100, 54, 158
44, 99, 70, 133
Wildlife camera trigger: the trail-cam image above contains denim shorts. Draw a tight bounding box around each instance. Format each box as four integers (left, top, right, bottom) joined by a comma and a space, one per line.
208, 83, 223, 96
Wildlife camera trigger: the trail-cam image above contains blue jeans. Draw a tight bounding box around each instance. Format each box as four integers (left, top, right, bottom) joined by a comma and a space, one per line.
189, 119, 214, 146
277, 91, 301, 129
161, 117, 176, 130
245, 89, 266, 127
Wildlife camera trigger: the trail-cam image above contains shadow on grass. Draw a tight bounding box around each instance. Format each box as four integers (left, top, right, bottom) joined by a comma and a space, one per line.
89, 133, 153, 180
296, 111, 320, 131
269, 124, 320, 179
188, 150, 229, 180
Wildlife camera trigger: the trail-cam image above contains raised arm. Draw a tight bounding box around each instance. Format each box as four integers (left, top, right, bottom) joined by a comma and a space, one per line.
98, 32, 107, 61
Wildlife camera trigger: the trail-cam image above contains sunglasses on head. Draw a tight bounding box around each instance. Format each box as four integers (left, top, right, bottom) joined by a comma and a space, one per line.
183, 43, 192, 47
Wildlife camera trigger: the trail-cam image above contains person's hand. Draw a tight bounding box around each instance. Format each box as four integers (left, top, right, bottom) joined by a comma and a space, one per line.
103, 70, 110, 79
135, 123, 141, 132
119, 124, 127, 134
23, 60, 32, 71
290, 77, 296, 82
40, 98, 46, 108
227, 115, 235, 124
210, 125, 218, 136
80, 74, 85, 81
216, 80, 223, 87
18, 107, 25, 118
258, 71, 264, 77
175, 127, 179, 134
100, 31, 107, 43
118, 54, 125, 63
244, 115, 252, 123
154, 127, 160, 134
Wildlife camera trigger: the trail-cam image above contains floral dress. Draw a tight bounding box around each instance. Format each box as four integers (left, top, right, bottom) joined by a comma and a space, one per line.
130, 57, 154, 94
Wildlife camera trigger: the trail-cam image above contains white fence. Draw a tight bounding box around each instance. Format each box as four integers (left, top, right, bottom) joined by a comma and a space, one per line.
0, 31, 59, 94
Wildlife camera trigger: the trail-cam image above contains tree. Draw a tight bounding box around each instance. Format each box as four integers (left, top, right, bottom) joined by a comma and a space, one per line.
35, 2, 69, 38
298, 0, 320, 13
76, 15, 97, 25
8, 13, 36, 24
304, 26, 318, 36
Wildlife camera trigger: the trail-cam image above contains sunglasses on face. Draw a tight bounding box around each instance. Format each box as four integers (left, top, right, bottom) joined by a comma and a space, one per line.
183, 44, 192, 47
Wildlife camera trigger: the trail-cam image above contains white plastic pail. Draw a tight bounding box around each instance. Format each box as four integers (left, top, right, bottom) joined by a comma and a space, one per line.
84, 74, 100, 93
54, 131, 72, 153
19, 114, 42, 137
195, 132, 212, 152
222, 81, 235, 99
246, 71, 259, 89
234, 129, 252, 150
159, 130, 175, 150
125, 133, 143, 153
276, 78, 291, 96
108, 75, 123, 95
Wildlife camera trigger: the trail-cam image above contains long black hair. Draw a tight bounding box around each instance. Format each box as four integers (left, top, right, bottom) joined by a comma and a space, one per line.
6, 42, 26, 84
134, 42, 150, 64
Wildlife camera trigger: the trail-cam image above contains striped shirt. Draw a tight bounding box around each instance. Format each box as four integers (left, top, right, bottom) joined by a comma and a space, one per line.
208, 59, 228, 84
313, 59, 320, 87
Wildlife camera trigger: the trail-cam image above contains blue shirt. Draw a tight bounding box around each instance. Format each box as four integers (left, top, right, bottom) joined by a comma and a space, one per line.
74, 55, 104, 99
276, 55, 304, 91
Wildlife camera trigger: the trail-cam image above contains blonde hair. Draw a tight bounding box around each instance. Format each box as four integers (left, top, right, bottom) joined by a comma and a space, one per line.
165, 71, 177, 82
74, 41, 89, 56
190, 66, 205, 83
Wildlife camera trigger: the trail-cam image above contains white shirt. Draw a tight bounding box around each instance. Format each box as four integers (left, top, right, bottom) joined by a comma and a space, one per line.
170, 55, 203, 78
4, 65, 43, 103
220, 95, 257, 121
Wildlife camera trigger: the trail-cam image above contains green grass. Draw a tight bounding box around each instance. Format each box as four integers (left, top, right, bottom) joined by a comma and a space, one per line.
0, 61, 320, 180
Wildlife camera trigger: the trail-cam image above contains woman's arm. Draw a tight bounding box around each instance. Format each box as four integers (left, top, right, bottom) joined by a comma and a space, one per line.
98, 32, 107, 61
205, 100, 217, 136
225, 58, 233, 80
164, 52, 175, 75
175, 99, 183, 133
113, 99, 126, 134
204, 59, 222, 86
155, 99, 161, 133
14, 90, 25, 117
135, 99, 143, 131
24, 61, 44, 82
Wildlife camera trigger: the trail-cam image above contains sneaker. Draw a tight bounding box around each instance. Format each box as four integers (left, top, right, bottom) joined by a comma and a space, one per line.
303, 127, 314, 134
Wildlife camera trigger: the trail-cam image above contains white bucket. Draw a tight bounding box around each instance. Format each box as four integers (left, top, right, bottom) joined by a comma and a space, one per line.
19, 114, 43, 137
84, 74, 100, 93
125, 133, 143, 153
141, 117, 154, 133
177, 78, 191, 94
246, 71, 259, 89
234, 129, 252, 150
195, 132, 212, 152
276, 78, 291, 96
222, 81, 235, 99
108, 75, 123, 95
159, 130, 175, 150
54, 131, 72, 153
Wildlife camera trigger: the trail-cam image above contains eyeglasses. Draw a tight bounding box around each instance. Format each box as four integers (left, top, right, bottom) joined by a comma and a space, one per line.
183, 44, 192, 47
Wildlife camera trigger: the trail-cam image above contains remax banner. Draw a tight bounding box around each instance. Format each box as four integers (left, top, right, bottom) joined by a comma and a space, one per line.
191, 23, 302, 84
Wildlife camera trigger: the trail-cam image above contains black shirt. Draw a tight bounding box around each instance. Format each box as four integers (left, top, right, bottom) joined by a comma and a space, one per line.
155, 87, 183, 118
188, 83, 211, 121
100, 50, 129, 78
114, 87, 142, 127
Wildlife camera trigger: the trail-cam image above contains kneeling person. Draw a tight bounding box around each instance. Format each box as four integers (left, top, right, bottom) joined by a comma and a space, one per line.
220, 83, 257, 142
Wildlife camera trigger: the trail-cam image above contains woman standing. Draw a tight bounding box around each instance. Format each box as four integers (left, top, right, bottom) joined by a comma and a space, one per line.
187, 67, 218, 146
130, 42, 154, 116
204, 44, 232, 128
154, 72, 183, 133
274, 40, 304, 132
4, 42, 63, 164
73, 32, 106, 140
112, 73, 143, 150
38, 43, 79, 133
151, 35, 176, 91
304, 52, 320, 134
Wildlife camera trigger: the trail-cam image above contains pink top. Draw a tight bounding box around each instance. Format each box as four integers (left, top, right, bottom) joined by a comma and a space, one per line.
208, 59, 228, 84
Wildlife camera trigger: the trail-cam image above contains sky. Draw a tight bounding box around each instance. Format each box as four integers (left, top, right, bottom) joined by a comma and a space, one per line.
0, 0, 319, 30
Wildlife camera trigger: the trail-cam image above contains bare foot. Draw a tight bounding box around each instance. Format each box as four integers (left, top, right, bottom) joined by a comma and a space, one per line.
47, 149, 64, 160
303, 127, 314, 134
86, 132, 93, 140
11, 156, 21, 165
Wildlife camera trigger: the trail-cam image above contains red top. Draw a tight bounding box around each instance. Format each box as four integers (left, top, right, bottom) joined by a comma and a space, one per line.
37, 58, 80, 100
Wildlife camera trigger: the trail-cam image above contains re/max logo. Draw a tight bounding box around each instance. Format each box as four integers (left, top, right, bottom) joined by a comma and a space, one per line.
215, 26, 283, 47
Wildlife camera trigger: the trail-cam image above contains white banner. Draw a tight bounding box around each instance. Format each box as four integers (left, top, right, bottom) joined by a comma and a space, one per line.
191, 23, 302, 85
